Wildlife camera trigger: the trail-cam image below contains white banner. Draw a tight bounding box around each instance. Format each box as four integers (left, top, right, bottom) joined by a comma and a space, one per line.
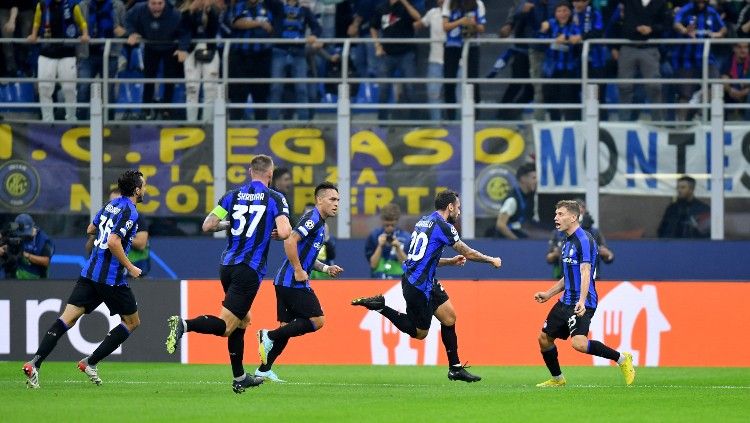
533, 122, 750, 197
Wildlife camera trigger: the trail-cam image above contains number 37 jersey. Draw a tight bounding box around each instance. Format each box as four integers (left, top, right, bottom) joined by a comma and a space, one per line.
217, 180, 289, 279
403, 211, 460, 296
81, 196, 140, 286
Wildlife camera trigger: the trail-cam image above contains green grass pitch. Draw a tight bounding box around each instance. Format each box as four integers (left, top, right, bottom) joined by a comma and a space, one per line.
1, 362, 748, 422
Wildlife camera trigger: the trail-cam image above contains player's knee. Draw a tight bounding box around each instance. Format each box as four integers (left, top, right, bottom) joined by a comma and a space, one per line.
538, 332, 552, 348
440, 313, 456, 327
414, 329, 429, 340
310, 316, 325, 330
123, 316, 140, 332
571, 338, 588, 353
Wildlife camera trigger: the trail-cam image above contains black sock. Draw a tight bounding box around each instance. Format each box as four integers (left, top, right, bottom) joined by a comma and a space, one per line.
32, 319, 70, 369
380, 307, 417, 338
541, 346, 562, 377
89, 323, 130, 366
186, 315, 226, 336
441, 324, 460, 367
586, 340, 620, 361
268, 318, 315, 341
258, 337, 289, 372
228, 328, 245, 378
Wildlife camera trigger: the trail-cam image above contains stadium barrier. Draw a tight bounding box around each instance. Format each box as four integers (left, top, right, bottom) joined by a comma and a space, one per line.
183, 279, 750, 368
4, 279, 747, 366
0, 280, 180, 363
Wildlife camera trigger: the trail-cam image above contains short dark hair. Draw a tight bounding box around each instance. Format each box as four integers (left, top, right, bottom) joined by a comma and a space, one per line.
677, 175, 696, 190
117, 170, 144, 197
314, 181, 338, 198
435, 190, 459, 211
516, 163, 536, 179
556, 200, 580, 217
251, 155, 274, 174
380, 203, 401, 221
272, 167, 291, 183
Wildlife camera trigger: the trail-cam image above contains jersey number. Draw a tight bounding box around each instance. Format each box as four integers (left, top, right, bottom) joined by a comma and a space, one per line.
94, 217, 115, 250
231, 204, 266, 237
406, 232, 428, 261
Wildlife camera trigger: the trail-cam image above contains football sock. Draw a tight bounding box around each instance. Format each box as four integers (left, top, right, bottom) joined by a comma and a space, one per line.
586, 340, 620, 361
234, 373, 247, 382
268, 318, 315, 341
441, 324, 460, 367
258, 337, 289, 372
228, 328, 246, 378
186, 315, 226, 336
617, 353, 626, 365
379, 307, 417, 338
541, 345, 562, 377
33, 318, 70, 369
89, 323, 130, 366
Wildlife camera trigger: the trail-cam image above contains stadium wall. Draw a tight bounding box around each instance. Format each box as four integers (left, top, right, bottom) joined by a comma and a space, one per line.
49, 238, 750, 281
3, 279, 747, 367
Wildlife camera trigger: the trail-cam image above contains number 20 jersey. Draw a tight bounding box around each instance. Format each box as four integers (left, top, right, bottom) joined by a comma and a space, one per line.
218, 180, 289, 279
81, 196, 140, 286
402, 211, 460, 297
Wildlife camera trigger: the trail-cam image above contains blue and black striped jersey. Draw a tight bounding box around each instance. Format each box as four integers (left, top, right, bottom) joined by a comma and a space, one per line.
560, 226, 599, 308
81, 196, 140, 286
402, 211, 460, 297
673, 4, 725, 69
274, 206, 326, 289
217, 180, 289, 279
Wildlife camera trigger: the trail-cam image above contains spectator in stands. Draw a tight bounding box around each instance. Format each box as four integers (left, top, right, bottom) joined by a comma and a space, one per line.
125, 0, 187, 120
77, 0, 127, 120
364, 203, 409, 279
370, 0, 422, 120
347, 0, 378, 80
415, 0, 445, 121
491, 162, 538, 239
27, 0, 90, 122
110, 187, 151, 276
616, 0, 670, 121
179, 0, 221, 122
737, 0, 750, 36
304, 203, 337, 279
657, 175, 711, 238
721, 41, 750, 120
228, 0, 275, 120
271, 167, 295, 222
1, 0, 35, 77
267, 0, 322, 120
539, 0, 581, 121
546, 198, 614, 280
0, 214, 54, 280
441, 0, 485, 120
497, 0, 554, 121
673, 0, 726, 121
572, 0, 608, 119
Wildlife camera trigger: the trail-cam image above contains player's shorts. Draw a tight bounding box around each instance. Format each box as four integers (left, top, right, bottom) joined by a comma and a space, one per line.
542, 301, 596, 340
402, 276, 450, 331
67, 276, 138, 316
274, 285, 324, 323
220, 264, 261, 320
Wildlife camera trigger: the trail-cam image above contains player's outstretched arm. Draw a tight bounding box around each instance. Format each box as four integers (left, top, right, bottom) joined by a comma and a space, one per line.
202, 207, 230, 233
453, 241, 501, 268
313, 260, 344, 278
534, 277, 564, 303
438, 255, 466, 267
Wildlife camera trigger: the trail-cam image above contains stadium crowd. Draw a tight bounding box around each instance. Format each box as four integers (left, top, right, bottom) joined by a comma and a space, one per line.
1, 0, 750, 121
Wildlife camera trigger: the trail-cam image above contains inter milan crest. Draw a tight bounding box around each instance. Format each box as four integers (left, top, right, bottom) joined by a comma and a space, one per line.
0, 160, 41, 210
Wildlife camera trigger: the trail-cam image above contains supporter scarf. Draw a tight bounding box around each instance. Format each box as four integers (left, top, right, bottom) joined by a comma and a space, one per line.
729, 54, 750, 80
41, 0, 78, 39
88, 0, 115, 39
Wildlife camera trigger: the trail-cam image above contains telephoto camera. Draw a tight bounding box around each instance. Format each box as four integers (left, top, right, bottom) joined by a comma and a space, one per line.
0, 222, 25, 269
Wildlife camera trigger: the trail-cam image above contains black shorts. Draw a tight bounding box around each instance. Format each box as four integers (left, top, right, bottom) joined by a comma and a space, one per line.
402, 276, 450, 331
274, 285, 324, 323
67, 277, 138, 316
220, 264, 261, 320
542, 301, 596, 340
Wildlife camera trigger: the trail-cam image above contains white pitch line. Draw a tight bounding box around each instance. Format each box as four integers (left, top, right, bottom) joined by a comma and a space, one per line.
49, 380, 750, 389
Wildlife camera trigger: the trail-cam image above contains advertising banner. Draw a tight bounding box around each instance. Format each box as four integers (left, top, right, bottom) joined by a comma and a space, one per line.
534, 122, 750, 197
0, 124, 533, 219
185, 279, 749, 367
0, 279, 181, 362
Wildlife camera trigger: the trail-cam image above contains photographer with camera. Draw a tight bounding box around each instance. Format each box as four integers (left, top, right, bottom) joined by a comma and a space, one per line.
365, 203, 409, 279
0, 214, 54, 279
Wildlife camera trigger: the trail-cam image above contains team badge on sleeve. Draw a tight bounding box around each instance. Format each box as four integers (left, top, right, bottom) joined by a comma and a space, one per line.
305, 220, 314, 230
126, 220, 134, 230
